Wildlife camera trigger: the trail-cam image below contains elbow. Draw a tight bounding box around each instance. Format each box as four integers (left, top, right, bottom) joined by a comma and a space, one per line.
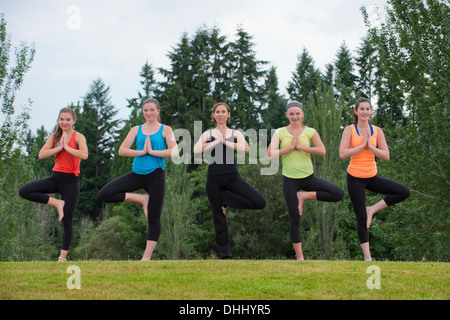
321, 149, 326, 156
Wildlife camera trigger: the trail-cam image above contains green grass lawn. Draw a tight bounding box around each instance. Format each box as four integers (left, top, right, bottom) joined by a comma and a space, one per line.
0, 260, 448, 300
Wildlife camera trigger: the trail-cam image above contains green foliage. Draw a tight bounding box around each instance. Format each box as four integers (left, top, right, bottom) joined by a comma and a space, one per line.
0, 13, 35, 260
362, 0, 449, 261
287, 47, 322, 103
2, 3, 449, 261
74, 78, 120, 219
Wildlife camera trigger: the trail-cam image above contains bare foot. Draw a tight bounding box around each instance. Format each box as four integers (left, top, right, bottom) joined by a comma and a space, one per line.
54, 199, 65, 222
297, 192, 304, 215
366, 206, 374, 229
222, 206, 226, 216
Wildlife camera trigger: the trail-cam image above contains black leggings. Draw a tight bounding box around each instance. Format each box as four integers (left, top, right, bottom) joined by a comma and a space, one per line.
99, 169, 165, 241
18, 171, 80, 251
282, 174, 344, 243
206, 172, 266, 258
347, 173, 410, 244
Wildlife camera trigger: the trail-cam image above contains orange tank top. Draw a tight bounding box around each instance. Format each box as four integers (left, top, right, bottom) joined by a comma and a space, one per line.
53, 131, 81, 176
347, 124, 378, 178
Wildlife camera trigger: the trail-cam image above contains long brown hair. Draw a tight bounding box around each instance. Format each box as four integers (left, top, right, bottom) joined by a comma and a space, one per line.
353, 97, 371, 124
53, 107, 76, 142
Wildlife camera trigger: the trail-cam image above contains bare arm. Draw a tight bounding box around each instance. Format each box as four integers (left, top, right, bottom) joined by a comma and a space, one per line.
118, 126, 147, 157
296, 131, 326, 156
148, 125, 179, 158
367, 127, 390, 161
266, 131, 294, 160
38, 133, 63, 159
223, 130, 249, 153
193, 130, 221, 154
64, 132, 88, 160
339, 126, 367, 160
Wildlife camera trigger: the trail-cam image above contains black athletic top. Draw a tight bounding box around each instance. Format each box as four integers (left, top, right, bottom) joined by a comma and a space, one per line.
206, 130, 238, 176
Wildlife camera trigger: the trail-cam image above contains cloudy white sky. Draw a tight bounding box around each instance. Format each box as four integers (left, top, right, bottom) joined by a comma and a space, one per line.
1, 0, 387, 132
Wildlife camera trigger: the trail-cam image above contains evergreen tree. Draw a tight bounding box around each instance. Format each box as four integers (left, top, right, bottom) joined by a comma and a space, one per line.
75, 79, 120, 220
229, 26, 268, 130
286, 47, 322, 104
333, 42, 357, 125
355, 35, 377, 100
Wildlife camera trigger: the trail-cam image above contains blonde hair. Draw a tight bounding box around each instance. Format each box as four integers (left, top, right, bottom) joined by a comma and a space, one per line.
143, 98, 161, 122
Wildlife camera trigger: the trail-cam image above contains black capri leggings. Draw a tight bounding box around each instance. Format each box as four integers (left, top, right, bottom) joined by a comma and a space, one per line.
282, 174, 344, 243
99, 168, 165, 241
206, 172, 266, 259
346, 173, 410, 244
18, 171, 80, 251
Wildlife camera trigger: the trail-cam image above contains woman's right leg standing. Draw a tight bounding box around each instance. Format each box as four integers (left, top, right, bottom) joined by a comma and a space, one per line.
346, 173, 372, 260
282, 176, 304, 260
206, 174, 232, 259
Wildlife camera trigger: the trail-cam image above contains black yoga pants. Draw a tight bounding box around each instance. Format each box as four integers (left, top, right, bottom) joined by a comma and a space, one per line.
282, 174, 344, 244
18, 171, 80, 251
99, 169, 165, 241
206, 172, 266, 259
346, 173, 410, 244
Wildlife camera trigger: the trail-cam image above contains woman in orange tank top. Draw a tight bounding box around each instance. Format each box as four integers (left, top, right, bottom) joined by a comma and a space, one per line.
19, 108, 88, 262
339, 98, 409, 261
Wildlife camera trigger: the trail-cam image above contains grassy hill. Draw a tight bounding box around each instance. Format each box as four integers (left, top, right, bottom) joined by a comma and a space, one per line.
0, 260, 448, 300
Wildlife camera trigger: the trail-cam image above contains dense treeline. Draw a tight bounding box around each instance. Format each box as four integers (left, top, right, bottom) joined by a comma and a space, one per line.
1, 0, 448, 261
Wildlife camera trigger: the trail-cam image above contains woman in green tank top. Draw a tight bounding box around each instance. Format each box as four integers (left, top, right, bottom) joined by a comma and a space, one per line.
267, 100, 344, 260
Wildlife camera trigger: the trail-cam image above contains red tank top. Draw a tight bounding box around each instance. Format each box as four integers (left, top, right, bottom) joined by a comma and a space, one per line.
53, 131, 81, 176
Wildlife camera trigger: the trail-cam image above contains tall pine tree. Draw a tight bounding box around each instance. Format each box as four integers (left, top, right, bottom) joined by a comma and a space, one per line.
75, 78, 119, 220
229, 26, 268, 130
286, 47, 322, 104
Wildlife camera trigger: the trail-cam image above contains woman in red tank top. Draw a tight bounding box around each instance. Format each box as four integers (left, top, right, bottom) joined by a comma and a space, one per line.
19, 108, 88, 262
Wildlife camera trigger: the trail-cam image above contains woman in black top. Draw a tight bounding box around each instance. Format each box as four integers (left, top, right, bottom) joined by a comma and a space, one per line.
194, 102, 266, 259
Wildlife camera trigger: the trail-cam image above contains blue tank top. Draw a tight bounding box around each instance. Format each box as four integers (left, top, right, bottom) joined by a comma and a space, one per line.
132, 124, 166, 174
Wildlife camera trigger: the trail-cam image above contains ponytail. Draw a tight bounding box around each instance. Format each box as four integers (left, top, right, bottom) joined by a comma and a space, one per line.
53, 107, 76, 143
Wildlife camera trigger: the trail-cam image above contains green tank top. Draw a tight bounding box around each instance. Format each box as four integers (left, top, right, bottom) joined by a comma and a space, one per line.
276, 126, 316, 179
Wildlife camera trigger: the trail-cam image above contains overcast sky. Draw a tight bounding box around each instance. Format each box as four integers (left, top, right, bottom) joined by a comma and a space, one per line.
1, 0, 388, 132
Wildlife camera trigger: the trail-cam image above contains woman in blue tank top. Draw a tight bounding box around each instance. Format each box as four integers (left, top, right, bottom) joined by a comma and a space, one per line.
194, 102, 266, 259
99, 98, 178, 260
